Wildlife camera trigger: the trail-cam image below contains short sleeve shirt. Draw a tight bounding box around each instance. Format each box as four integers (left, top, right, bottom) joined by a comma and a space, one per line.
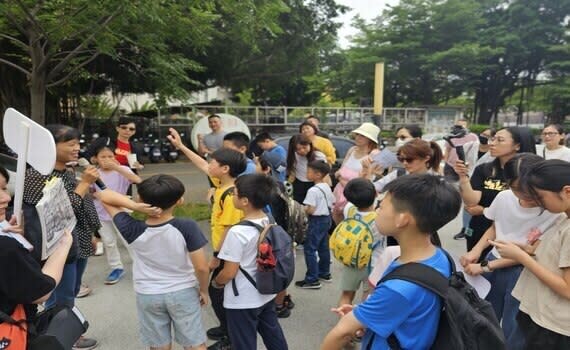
210, 183, 244, 251
115, 140, 131, 166
203, 131, 227, 153
468, 162, 507, 237
303, 183, 335, 216
93, 167, 133, 221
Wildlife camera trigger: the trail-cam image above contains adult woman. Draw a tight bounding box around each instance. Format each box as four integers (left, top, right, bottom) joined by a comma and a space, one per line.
540, 124, 570, 162
394, 124, 422, 149
0, 166, 73, 347
23, 124, 101, 349
299, 121, 336, 165
454, 127, 536, 256
332, 123, 380, 223
490, 159, 570, 349
286, 134, 327, 203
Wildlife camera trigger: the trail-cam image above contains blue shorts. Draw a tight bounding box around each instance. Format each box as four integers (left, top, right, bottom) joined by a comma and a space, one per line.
136, 287, 206, 347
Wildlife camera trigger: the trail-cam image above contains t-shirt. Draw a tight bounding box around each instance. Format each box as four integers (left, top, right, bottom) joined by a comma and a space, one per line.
541, 146, 570, 162
115, 139, 131, 166
0, 235, 56, 322
304, 183, 335, 216
240, 158, 257, 177
203, 131, 227, 153
512, 216, 570, 336
93, 167, 134, 221
113, 213, 208, 294
210, 182, 244, 251
312, 136, 337, 164
469, 162, 507, 238
484, 190, 561, 258
354, 248, 451, 350
294, 151, 326, 182
218, 216, 276, 309
343, 204, 386, 267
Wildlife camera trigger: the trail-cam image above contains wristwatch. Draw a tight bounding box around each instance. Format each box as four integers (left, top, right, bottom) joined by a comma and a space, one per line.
480, 260, 492, 273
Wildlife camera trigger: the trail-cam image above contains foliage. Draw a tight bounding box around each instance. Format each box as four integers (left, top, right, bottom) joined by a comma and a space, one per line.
131, 202, 211, 221
79, 96, 116, 119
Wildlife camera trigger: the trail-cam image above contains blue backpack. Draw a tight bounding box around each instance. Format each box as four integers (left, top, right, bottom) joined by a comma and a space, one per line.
231, 219, 295, 295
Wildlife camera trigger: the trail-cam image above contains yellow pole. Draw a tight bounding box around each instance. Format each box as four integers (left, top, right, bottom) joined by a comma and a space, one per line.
374, 62, 384, 115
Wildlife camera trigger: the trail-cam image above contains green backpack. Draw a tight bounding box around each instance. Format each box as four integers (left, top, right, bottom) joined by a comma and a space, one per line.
330, 206, 376, 269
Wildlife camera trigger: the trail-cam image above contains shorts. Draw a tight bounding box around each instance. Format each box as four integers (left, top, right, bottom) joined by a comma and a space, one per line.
340, 265, 369, 292
136, 287, 206, 347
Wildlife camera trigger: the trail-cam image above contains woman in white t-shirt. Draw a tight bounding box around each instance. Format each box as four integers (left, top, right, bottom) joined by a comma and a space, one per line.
286, 134, 327, 203
540, 124, 570, 162
490, 159, 570, 349
460, 153, 562, 349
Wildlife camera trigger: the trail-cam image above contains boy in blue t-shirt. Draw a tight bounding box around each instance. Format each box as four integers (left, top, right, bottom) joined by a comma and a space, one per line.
256, 132, 287, 182
321, 174, 461, 350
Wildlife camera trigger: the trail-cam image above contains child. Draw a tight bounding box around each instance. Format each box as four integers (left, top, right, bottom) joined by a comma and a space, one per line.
460, 154, 561, 349
490, 159, 570, 349
223, 131, 257, 175
256, 132, 287, 182
212, 174, 288, 350
99, 175, 210, 350
295, 160, 335, 289
337, 178, 385, 306
321, 174, 461, 350
91, 143, 142, 285
168, 128, 246, 349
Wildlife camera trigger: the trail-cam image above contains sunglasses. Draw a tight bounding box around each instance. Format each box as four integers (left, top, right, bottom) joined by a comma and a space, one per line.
397, 156, 416, 163
119, 126, 136, 131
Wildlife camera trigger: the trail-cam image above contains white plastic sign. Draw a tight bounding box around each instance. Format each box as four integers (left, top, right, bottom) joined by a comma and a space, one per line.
3, 108, 56, 223
190, 113, 251, 151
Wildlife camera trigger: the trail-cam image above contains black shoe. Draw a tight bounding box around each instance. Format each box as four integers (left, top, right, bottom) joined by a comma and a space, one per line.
295, 280, 321, 289
319, 274, 333, 283
284, 294, 295, 309
276, 305, 291, 318
207, 337, 231, 350
453, 229, 466, 240
207, 326, 226, 341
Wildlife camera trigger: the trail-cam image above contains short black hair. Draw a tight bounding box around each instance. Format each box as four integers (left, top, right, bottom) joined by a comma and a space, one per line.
255, 132, 273, 143
307, 160, 330, 176
384, 174, 461, 233
396, 124, 422, 138
46, 124, 80, 143
224, 131, 250, 150
208, 114, 221, 120
210, 148, 247, 178
0, 166, 9, 183
117, 116, 135, 126
306, 115, 319, 122
344, 178, 376, 209
235, 174, 276, 209
92, 142, 115, 156
137, 174, 185, 209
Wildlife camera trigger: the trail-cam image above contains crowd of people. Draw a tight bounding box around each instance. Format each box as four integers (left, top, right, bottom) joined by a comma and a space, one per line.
0, 114, 569, 350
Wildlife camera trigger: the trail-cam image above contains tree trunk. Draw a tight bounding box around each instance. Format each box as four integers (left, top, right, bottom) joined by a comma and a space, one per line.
29, 73, 47, 125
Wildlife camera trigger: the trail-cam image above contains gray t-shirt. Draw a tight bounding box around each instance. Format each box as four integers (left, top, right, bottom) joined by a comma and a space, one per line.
203, 131, 227, 153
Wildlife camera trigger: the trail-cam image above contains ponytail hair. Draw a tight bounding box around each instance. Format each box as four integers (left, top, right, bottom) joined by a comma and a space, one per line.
521, 159, 570, 207
503, 153, 543, 186
427, 141, 443, 172
397, 139, 442, 172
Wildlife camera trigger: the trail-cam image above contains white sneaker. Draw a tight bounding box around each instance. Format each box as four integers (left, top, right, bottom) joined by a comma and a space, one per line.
94, 242, 104, 256
77, 284, 91, 298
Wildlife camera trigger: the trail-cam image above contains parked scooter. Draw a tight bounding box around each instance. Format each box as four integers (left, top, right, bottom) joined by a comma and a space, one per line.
148, 139, 163, 163
162, 141, 179, 163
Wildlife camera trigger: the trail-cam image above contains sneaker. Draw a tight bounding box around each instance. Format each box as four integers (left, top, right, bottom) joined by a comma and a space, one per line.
104, 268, 125, 285
284, 294, 295, 309
207, 337, 231, 350
76, 284, 91, 298
294, 280, 321, 289
276, 305, 291, 318
453, 229, 466, 240
206, 326, 226, 341
319, 274, 333, 283
72, 336, 98, 350
94, 242, 104, 256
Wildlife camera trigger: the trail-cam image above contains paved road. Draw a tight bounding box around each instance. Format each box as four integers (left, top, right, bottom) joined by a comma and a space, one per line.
77, 162, 466, 349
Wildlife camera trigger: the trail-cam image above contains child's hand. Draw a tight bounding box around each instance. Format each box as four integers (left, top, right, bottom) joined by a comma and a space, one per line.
464, 263, 484, 276
460, 250, 480, 267
199, 291, 209, 306
167, 128, 183, 149
2, 214, 23, 235
488, 240, 527, 261
133, 203, 162, 217
331, 304, 354, 317
209, 257, 220, 271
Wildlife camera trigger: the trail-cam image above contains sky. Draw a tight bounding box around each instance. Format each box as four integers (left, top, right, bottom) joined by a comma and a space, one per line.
335, 0, 399, 48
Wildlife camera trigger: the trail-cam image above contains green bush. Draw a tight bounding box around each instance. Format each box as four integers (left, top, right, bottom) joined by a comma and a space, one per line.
469, 124, 492, 134
131, 202, 211, 221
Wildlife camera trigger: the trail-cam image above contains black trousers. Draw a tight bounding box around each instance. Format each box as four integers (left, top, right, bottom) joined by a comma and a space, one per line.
226, 300, 288, 350
209, 260, 227, 334
517, 311, 570, 350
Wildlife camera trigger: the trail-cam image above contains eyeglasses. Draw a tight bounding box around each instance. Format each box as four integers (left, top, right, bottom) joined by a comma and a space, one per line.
119, 126, 136, 131
541, 132, 559, 137
397, 156, 416, 163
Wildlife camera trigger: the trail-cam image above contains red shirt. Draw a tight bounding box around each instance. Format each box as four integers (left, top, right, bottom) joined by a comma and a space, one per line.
115, 140, 131, 166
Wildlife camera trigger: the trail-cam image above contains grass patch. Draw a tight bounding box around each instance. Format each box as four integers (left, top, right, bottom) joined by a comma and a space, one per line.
131, 202, 211, 221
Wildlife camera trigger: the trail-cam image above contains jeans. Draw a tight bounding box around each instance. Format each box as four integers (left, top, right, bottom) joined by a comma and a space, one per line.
483, 254, 524, 350
303, 216, 331, 283
462, 208, 472, 230
99, 221, 124, 270
45, 257, 88, 308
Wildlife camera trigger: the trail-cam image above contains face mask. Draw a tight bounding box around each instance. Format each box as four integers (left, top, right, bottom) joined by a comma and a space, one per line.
479, 135, 489, 145
395, 138, 411, 149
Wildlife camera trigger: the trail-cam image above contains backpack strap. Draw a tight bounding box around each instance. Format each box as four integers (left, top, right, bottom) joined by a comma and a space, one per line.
315, 186, 332, 216
219, 186, 235, 210
0, 306, 26, 330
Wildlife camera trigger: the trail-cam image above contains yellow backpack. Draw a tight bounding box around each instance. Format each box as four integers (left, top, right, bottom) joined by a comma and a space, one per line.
330, 206, 376, 269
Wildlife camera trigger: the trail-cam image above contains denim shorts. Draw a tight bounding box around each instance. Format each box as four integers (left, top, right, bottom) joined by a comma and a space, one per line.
136, 287, 206, 347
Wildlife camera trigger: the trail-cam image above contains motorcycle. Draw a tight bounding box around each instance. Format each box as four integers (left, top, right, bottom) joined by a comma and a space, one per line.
162, 141, 179, 163
148, 139, 163, 163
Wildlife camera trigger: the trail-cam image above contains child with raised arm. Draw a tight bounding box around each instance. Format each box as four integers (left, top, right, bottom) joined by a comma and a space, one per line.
98, 175, 210, 350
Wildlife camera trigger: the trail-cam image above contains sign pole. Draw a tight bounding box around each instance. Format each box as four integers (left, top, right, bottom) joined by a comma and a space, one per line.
373, 62, 384, 126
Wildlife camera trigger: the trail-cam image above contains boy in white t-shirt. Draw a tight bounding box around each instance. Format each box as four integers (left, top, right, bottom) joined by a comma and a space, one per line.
338, 178, 386, 306
296, 160, 335, 289
212, 174, 288, 350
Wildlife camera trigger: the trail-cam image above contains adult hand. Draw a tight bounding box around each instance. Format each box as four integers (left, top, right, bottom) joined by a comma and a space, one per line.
453, 160, 469, 179
2, 214, 23, 235
488, 240, 527, 262
167, 128, 183, 149
132, 161, 144, 170
81, 166, 100, 185
132, 203, 162, 217
199, 291, 209, 306
460, 249, 480, 267
464, 263, 484, 276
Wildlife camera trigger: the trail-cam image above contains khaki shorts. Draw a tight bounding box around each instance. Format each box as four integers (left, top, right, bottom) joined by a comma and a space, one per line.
340, 265, 369, 292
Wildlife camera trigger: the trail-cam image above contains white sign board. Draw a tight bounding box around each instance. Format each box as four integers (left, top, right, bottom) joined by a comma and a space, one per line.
3, 108, 56, 223
190, 113, 251, 150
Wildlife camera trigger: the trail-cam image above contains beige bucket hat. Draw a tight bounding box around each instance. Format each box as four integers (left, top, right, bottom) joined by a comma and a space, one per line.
351, 122, 380, 144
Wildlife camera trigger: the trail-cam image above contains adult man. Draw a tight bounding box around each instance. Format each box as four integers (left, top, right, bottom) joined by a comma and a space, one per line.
198, 114, 227, 157
306, 115, 330, 139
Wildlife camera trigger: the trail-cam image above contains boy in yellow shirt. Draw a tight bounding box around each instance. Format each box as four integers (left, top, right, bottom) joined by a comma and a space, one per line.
168, 128, 247, 349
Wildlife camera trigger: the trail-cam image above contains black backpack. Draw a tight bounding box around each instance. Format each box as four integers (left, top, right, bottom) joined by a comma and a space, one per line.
231, 220, 295, 295
372, 249, 506, 350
